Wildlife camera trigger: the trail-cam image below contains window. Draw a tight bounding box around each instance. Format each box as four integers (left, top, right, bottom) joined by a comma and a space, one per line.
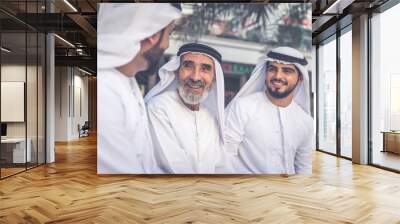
318, 36, 337, 154
339, 28, 352, 158
370, 3, 400, 171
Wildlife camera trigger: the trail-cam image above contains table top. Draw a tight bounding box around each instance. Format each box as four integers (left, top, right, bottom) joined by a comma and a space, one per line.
1, 138, 28, 143
381, 131, 400, 134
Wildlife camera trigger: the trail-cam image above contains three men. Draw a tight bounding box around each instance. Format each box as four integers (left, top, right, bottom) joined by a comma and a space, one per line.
97, 6, 313, 174
225, 47, 314, 174
145, 43, 232, 174
97, 4, 181, 174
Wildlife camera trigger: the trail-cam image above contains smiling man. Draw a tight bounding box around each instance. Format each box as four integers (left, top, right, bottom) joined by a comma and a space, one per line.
224, 47, 314, 174
145, 43, 232, 174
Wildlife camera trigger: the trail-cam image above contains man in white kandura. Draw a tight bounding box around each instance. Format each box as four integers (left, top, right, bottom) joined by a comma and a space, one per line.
225, 47, 314, 174
97, 4, 181, 174
145, 43, 232, 174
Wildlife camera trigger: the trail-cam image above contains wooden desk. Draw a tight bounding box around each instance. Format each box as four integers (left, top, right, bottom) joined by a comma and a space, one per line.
1, 138, 31, 163
382, 131, 400, 154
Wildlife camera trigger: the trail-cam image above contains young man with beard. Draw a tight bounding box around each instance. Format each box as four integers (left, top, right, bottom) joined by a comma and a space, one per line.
145, 43, 232, 174
224, 47, 314, 174
97, 4, 181, 174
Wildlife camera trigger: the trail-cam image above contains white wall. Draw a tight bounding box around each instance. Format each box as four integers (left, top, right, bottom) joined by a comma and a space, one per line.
55, 67, 89, 141
71, 72, 89, 138
55, 66, 69, 141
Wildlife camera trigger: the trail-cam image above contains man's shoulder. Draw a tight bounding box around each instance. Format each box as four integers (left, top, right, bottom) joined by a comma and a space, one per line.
226, 92, 264, 121
291, 103, 314, 130
98, 69, 128, 95
98, 68, 122, 83
147, 90, 178, 110
234, 91, 265, 107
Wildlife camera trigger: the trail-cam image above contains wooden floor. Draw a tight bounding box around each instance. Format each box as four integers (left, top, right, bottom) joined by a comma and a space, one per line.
0, 167, 26, 178
373, 150, 400, 171
1, 135, 400, 223
1, 163, 45, 178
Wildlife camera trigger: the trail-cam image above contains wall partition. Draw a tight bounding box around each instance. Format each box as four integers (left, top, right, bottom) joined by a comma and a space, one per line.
1, 30, 28, 177
0, 1, 46, 179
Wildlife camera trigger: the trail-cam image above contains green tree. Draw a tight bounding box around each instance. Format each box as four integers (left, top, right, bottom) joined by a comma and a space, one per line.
177, 3, 311, 51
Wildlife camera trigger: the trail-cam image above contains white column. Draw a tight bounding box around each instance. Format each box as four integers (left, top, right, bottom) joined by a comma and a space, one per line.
46, 32, 55, 163
45, 0, 55, 163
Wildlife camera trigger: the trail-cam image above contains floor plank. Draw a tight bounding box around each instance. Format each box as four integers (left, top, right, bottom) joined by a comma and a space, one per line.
1, 135, 400, 223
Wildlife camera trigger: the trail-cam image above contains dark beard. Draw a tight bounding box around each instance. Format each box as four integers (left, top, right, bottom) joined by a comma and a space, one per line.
265, 81, 297, 99
140, 42, 165, 76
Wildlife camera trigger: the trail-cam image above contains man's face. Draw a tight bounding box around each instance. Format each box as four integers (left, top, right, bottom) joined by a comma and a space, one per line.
265, 61, 301, 99
177, 53, 215, 105
142, 22, 176, 75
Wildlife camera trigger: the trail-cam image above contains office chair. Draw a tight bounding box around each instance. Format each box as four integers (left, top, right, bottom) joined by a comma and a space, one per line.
79, 121, 90, 138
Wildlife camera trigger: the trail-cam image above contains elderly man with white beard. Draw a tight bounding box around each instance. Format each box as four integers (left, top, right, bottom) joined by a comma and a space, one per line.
145, 43, 232, 174
225, 47, 314, 175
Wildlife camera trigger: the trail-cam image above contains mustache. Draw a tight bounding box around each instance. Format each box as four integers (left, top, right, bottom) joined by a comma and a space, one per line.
270, 78, 288, 85
184, 79, 205, 88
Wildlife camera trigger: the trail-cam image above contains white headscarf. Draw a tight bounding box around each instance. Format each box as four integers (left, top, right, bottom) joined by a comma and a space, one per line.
144, 51, 225, 142
226, 46, 310, 114
97, 3, 181, 70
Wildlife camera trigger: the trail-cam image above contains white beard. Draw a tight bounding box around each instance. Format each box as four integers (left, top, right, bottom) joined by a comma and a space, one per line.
178, 85, 209, 105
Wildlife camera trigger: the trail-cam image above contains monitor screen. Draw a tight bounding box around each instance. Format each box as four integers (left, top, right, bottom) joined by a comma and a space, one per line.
1, 123, 7, 137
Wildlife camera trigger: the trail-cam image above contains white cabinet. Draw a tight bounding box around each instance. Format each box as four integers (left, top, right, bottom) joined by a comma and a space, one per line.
1, 138, 32, 163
